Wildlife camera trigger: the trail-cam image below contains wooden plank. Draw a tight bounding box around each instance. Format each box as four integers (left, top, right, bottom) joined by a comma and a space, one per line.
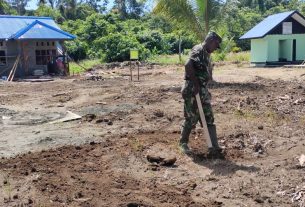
7, 56, 19, 81
8, 55, 20, 81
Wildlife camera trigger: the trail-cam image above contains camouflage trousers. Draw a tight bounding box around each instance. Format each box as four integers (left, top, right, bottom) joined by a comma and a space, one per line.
180, 80, 214, 144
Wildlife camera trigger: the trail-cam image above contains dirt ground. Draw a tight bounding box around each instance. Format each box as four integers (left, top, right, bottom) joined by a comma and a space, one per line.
0, 63, 305, 207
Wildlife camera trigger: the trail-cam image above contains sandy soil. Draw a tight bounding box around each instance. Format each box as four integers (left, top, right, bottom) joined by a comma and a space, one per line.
0, 63, 304, 206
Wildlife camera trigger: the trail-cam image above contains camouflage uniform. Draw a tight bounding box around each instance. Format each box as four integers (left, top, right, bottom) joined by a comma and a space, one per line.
180, 43, 214, 145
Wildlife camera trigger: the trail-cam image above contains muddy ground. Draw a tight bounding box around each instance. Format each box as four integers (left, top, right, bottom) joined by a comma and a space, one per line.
0, 64, 304, 207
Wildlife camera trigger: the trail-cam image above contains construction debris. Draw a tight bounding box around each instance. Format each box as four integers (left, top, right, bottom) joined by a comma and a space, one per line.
49, 111, 82, 124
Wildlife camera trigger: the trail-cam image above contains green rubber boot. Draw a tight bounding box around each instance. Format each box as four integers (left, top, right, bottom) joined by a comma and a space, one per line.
179, 124, 192, 154
179, 143, 191, 154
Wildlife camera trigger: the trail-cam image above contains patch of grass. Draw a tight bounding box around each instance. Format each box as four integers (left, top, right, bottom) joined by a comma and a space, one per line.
300, 116, 305, 125
264, 110, 291, 125
3, 174, 12, 201
129, 137, 144, 152
147, 54, 188, 65
224, 51, 250, 63
69, 59, 101, 75
233, 109, 256, 119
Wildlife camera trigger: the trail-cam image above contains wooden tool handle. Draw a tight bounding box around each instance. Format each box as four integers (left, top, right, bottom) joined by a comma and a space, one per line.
195, 93, 213, 148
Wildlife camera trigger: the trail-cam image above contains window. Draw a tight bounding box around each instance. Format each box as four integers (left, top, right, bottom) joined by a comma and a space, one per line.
283, 22, 292, 34
0, 50, 6, 65
35, 49, 57, 65
47, 42, 50, 46
0, 42, 3, 47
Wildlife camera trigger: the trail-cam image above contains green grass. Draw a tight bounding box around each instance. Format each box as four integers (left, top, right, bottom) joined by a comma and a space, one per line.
147, 54, 188, 65
69, 59, 101, 75
148, 52, 250, 65
223, 51, 250, 63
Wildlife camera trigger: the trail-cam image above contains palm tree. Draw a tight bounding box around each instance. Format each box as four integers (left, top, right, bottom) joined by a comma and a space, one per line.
153, 0, 209, 41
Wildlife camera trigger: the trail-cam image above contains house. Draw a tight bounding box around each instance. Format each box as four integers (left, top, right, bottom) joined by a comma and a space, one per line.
240, 10, 305, 66
0, 15, 75, 79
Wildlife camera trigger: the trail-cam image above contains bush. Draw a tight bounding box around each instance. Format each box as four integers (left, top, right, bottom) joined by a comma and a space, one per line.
231, 46, 241, 53
65, 40, 88, 61
136, 31, 165, 53
94, 33, 150, 62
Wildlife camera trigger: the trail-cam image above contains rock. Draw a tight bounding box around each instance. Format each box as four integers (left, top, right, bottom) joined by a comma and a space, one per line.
146, 154, 176, 167
160, 157, 177, 166
82, 114, 96, 122
299, 154, 305, 167
89, 141, 96, 145
127, 203, 141, 207
28, 198, 33, 204
254, 143, 264, 154
254, 197, 264, 203
146, 155, 164, 163
258, 125, 264, 130
153, 110, 164, 118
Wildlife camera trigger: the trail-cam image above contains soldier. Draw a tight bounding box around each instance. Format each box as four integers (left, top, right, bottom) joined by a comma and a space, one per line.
179, 31, 222, 154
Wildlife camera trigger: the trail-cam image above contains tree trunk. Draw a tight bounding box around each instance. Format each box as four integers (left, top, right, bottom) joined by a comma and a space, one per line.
205, 0, 209, 35
179, 34, 182, 63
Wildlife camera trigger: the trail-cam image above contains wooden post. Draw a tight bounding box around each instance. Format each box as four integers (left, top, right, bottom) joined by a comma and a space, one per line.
130, 61, 133, 81
137, 62, 139, 81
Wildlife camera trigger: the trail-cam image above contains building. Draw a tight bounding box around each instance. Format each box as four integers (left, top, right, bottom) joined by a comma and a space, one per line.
240, 10, 305, 66
0, 15, 75, 79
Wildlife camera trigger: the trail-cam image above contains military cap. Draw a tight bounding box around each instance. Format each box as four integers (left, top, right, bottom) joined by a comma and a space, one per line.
204, 31, 222, 48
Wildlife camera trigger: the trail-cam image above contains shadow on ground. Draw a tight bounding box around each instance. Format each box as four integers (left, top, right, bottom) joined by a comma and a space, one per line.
187, 151, 260, 176
209, 81, 265, 91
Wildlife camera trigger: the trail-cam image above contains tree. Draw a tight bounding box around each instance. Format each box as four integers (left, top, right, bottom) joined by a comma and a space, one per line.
0, 0, 15, 14
113, 0, 147, 18
58, 0, 77, 19
153, 0, 222, 41
9, 0, 29, 15
35, 4, 64, 23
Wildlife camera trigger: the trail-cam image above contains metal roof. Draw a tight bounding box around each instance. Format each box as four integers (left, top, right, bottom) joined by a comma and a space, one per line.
0, 15, 75, 40
240, 10, 302, 40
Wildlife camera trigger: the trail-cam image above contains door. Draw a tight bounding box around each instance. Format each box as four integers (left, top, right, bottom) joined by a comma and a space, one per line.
293, 39, 296, 62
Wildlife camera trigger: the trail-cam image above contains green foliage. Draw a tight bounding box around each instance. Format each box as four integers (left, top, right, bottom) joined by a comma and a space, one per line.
94, 33, 150, 62
12, 0, 305, 64
35, 5, 64, 23
65, 40, 88, 61
0, 1, 17, 15
60, 12, 196, 62
224, 52, 251, 63
147, 54, 188, 65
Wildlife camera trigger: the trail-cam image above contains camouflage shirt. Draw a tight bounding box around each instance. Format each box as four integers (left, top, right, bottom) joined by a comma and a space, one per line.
185, 43, 212, 85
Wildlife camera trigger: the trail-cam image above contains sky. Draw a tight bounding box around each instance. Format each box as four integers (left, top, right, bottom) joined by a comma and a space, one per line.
25, 0, 154, 10
26, 0, 115, 10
